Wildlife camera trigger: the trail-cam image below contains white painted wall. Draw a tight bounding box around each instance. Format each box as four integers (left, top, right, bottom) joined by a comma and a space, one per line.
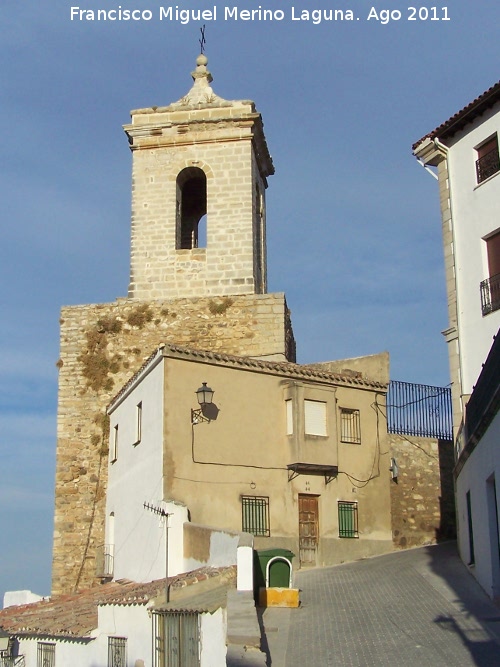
446, 102, 500, 395
183, 525, 240, 574
200, 608, 227, 667
107, 354, 186, 582
6, 605, 151, 666
12, 603, 227, 666
97, 603, 152, 665
456, 410, 500, 598
3, 591, 42, 609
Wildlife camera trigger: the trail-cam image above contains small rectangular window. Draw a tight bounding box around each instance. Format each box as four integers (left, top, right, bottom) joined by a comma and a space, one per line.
286, 399, 293, 435
340, 408, 361, 444
108, 637, 127, 667
304, 400, 327, 436
338, 501, 358, 538
37, 643, 55, 667
241, 496, 270, 537
111, 425, 118, 463
476, 134, 500, 183
134, 402, 142, 445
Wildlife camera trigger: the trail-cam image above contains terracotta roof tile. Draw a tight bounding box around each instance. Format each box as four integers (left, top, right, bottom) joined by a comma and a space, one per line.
0, 566, 235, 639
413, 81, 500, 151
108, 343, 388, 411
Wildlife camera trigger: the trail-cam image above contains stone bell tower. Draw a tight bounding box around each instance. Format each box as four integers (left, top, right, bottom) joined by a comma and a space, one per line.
51, 55, 295, 596
124, 54, 273, 300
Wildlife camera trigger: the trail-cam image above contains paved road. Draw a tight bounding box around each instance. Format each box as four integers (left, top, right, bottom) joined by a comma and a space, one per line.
261, 542, 500, 666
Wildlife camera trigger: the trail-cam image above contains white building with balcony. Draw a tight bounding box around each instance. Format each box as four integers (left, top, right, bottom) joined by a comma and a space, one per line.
414, 82, 500, 598
413, 81, 500, 434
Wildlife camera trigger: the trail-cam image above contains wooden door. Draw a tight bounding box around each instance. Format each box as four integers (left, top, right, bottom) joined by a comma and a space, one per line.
299, 495, 319, 566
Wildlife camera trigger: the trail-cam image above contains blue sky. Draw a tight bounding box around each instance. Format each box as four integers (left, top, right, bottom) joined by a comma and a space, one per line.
1, 0, 498, 601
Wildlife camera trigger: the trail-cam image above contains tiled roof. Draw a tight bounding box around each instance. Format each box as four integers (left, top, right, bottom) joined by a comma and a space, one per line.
108, 343, 388, 411
413, 80, 500, 150
0, 566, 235, 639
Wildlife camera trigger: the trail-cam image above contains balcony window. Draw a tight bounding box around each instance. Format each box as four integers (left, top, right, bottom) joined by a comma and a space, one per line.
481, 230, 500, 315
476, 135, 500, 184
96, 544, 114, 578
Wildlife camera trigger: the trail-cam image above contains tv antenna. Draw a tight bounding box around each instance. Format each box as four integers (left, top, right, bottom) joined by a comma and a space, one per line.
144, 501, 172, 602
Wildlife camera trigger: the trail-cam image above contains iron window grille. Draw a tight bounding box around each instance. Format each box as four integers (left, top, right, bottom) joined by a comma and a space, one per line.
37, 643, 55, 667
241, 495, 270, 537
338, 501, 359, 538
108, 637, 127, 667
480, 273, 500, 316
153, 612, 199, 667
340, 408, 361, 444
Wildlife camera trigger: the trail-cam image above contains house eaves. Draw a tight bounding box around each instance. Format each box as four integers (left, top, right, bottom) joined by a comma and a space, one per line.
108, 343, 388, 412
413, 80, 500, 151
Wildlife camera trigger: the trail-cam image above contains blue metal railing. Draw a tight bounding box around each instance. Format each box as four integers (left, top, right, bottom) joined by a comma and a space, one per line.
387, 380, 453, 440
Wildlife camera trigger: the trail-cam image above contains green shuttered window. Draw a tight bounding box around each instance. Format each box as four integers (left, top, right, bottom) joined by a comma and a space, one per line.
241, 495, 270, 537
338, 501, 359, 538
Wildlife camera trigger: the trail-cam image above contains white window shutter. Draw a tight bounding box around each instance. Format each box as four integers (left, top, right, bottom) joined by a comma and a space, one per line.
286, 399, 293, 435
304, 400, 327, 436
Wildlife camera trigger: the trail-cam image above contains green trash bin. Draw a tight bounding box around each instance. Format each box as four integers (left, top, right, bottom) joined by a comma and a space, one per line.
255, 549, 295, 590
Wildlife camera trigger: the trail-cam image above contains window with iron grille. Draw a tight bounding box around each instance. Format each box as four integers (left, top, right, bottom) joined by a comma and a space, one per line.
476, 134, 500, 184
37, 642, 55, 667
481, 230, 500, 315
338, 501, 358, 538
153, 612, 199, 667
340, 408, 361, 444
108, 637, 127, 667
241, 495, 270, 537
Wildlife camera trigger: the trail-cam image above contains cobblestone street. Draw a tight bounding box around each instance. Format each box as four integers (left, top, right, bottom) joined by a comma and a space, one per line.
262, 543, 500, 666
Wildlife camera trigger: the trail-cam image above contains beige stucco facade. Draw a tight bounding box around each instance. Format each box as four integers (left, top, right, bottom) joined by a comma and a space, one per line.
107, 345, 394, 570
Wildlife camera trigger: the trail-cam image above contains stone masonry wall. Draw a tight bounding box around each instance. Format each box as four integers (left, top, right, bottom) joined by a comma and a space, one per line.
390, 433, 456, 549
52, 292, 294, 595
129, 142, 259, 300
